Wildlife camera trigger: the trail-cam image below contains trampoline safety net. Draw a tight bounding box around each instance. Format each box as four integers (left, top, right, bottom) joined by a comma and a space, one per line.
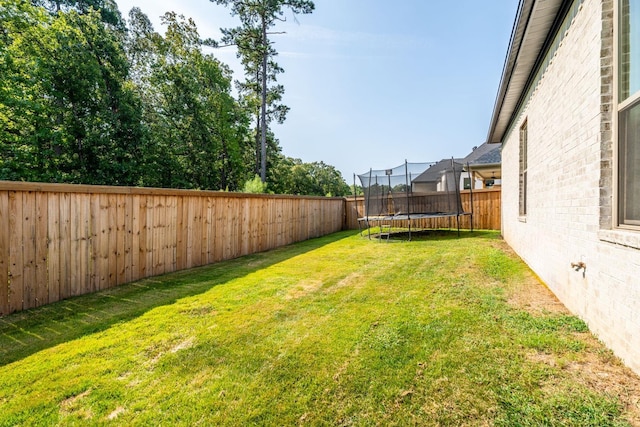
356, 159, 473, 238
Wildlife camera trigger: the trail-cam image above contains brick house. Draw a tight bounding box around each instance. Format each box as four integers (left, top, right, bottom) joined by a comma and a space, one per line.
487, 0, 640, 374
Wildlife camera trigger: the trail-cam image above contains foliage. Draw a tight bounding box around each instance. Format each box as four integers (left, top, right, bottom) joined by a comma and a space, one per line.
268, 154, 350, 196
0, 0, 148, 185
0, 0, 346, 192
126, 9, 251, 190
242, 174, 268, 193
210, 0, 315, 181
0, 231, 635, 425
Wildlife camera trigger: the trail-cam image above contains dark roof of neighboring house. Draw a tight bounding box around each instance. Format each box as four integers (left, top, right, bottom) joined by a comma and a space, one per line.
412, 159, 463, 183
473, 148, 502, 166
462, 142, 501, 165
487, 0, 569, 144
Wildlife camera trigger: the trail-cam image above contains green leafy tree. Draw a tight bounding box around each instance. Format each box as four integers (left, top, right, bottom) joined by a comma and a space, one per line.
242, 174, 268, 193
32, 0, 125, 28
1, 0, 148, 184
267, 155, 350, 196
126, 9, 251, 190
210, 0, 314, 183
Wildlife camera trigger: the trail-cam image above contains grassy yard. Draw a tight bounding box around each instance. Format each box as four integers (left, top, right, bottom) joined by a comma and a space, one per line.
1, 230, 639, 426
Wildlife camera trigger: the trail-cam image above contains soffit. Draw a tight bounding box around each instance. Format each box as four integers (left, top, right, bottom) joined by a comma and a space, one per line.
487, 0, 565, 143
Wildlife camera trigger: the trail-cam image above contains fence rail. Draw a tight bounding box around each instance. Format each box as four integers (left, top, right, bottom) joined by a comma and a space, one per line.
0, 181, 344, 316
343, 188, 501, 231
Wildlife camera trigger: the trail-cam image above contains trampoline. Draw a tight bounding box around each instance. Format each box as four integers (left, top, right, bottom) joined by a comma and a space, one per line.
356, 159, 474, 240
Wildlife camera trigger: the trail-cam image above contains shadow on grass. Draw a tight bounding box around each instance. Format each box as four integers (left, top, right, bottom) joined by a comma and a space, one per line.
0, 231, 357, 367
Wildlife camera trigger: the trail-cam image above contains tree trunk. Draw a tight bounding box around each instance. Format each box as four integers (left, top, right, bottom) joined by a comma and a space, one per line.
260, 13, 268, 183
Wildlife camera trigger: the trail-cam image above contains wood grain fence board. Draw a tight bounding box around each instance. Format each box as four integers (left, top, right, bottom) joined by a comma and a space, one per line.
80, 194, 91, 295
90, 194, 100, 292
193, 197, 203, 267
154, 196, 164, 275
233, 197, 241, 259
221, 198, 230, 260
276, 199, 283, 248
0, 191, 9, 315
185, 196, 193, 268
176, 196, 185, 271
151, 196, 158, 275
9, 191, 24, 312
22, 192, 36, 309
106, 194, 117, 288
200, 196, 208, 264
145, 196, 154, 278
231, 197, 240, 259
131, 195, 140, 282
124, 194, 133, 283
206, 197, 214, 264
158, 196, 165, 273
168, 196, 177, 273
138, 196, 148, 279
69, 194, 80, 296
115, 195, 125, 286
59, 193, 71, 298
97, 194, 109, 290
240, 198, 249, 256
47, 194, 60, 302
35, 192, 49, 306
253, 198, 262, 253
161, 196, 170, 274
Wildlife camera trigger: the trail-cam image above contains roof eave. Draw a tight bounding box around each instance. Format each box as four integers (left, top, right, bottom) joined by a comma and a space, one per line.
486, 0, 568, 144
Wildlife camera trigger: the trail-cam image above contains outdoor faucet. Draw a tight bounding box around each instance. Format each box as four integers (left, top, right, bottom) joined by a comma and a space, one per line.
571, 261, 587, 278
571, 261, 586, 271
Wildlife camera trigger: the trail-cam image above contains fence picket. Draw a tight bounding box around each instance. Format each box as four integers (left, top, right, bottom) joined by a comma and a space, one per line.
0, 192, 9, 315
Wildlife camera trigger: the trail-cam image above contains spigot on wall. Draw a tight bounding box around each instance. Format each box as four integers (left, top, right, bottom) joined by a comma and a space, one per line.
571, 261, 586, 278
571, 261, 586, 271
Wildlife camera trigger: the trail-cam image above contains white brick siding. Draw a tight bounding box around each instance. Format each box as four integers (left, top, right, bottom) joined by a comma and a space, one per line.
501, 0, 640, 374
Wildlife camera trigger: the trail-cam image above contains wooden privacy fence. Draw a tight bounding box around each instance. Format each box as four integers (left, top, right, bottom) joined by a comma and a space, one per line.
344, 188, 501, 231
0, 181, 345, 316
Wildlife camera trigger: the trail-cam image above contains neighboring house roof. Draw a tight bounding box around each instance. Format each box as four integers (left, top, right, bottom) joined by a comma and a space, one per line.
471, 146, 501, 166
462, 142, 502, 166
487, 0, 570, 143
412, 159, 463, 183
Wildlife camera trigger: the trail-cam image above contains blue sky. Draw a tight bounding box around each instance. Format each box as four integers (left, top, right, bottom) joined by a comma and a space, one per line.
114, 0, 519, 181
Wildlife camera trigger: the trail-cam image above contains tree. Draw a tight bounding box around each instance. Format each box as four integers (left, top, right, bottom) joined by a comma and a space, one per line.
210, 0, 314, 183
126, 9, 251, 190
267, 155, 350, 196
0, 0, 148, 184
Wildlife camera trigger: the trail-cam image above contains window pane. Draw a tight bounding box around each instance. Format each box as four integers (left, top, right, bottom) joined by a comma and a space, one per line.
620, 101, 640, 224
620, 0, 640, 100
519, 121, 528, 216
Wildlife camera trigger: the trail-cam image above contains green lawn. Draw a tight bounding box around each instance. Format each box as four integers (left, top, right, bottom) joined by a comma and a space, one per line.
0, 230, 638, 426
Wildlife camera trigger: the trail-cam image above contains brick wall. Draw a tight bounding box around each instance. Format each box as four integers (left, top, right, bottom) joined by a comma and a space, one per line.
501, 0, 640, 374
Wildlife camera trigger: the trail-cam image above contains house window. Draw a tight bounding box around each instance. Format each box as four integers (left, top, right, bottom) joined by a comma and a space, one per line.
618, 0, 640, 226
519, 120, 528, 216
463, 177, 471, 190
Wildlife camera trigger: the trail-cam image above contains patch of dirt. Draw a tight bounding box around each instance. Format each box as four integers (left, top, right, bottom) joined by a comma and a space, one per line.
507, 274, 569, 315
148, 337, 196, 365
60, 389, 93, 420
107, 406, 125, 420
285, 280, 323, 300
512, 268, 640, 425
326, 273, 364, 293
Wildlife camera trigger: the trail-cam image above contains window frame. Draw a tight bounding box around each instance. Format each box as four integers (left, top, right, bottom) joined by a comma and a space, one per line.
519, 120, 528, 218
616, 0, 640, 229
